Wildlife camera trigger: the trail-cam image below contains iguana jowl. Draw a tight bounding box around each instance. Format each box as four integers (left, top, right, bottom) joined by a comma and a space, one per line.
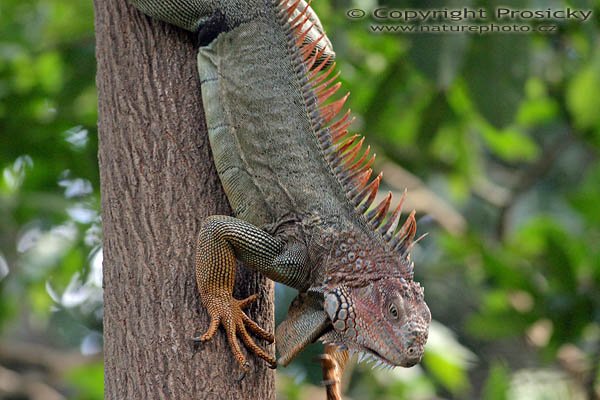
129, 0, 431, 380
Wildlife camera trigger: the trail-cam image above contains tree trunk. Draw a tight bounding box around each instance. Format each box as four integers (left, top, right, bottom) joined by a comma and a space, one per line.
94, 1, 275, 398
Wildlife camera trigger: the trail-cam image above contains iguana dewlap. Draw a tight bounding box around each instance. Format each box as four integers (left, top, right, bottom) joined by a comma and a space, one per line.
129, 0, 431, 378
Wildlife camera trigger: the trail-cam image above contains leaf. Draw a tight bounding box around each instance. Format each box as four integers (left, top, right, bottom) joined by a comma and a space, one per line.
424, 351, 470, 394
482, 362, 510, 400
570, 161, 600, 225
466, 312, 531, 340
479, 124, 540, 162
66, 362, 104, 400
36, 51, 64, 94
567, 57, 600, 131
517, 79, 559, 126
423, 321, 474, 394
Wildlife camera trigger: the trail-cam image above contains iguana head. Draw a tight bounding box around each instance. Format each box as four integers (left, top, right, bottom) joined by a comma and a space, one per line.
324, 278, 430, 367
322, 231, 431, 368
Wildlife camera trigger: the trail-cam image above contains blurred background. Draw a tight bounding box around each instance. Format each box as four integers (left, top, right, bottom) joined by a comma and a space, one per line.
1, 0, 599, 399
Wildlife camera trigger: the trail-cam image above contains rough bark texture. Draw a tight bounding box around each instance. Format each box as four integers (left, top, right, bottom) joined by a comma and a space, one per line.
95, 1, 275, 398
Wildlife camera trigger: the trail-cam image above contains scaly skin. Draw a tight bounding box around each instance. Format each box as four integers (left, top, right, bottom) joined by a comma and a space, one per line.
193, 215, 309, 368
128, 0, 432, 390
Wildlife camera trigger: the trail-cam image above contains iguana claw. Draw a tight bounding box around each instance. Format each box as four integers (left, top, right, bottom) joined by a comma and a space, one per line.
199, 293, 276, 371
236, 363, 250, 382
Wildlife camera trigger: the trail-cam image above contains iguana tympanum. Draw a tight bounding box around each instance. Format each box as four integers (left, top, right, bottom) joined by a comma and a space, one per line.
128, 0, 431, 394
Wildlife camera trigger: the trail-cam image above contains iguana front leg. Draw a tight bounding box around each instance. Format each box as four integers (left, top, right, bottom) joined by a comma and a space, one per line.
194, 215, 309, 371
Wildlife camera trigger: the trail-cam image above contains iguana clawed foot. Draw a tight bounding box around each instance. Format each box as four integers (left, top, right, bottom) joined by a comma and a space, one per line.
196, 293, 276, 371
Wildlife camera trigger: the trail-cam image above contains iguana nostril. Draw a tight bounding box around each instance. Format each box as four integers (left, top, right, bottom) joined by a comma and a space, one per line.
401, 348, 421, 367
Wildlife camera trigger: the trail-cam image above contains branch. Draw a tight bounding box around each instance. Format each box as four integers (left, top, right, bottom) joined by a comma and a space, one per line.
0, 340, 100, 374
0, 365, 65, 400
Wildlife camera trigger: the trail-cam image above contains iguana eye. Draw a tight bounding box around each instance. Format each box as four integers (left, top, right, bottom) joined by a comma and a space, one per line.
389, 303, 399, 319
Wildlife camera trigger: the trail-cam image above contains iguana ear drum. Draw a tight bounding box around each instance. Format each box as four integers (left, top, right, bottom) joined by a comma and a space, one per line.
195, 10, 230, 47
324, 287, 357, 339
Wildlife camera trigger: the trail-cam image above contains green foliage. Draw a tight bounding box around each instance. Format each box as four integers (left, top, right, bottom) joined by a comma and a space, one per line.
418, 322, 475, 395
463, 30, 530, 128
567, 54, 600, 131
0, 0, 101, 398
66, 362, 105, 400
309, 0, 600, 398
482, 362, 510, 400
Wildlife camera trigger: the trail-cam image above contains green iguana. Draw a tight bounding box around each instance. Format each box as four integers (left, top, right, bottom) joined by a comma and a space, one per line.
128, 0, 431, 393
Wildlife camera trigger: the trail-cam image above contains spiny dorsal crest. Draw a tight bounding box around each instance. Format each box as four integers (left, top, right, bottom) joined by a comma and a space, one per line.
277, 0, 420, 257
281, 0, 334, 66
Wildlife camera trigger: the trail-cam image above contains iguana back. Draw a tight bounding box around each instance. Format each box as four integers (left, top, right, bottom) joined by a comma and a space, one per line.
199, 16, 357, 230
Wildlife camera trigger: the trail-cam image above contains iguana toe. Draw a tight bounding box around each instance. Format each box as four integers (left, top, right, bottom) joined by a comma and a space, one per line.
200, 293, 275, 371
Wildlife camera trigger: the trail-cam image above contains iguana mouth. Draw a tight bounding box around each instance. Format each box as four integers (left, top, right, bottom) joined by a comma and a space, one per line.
364, 346, 395, 368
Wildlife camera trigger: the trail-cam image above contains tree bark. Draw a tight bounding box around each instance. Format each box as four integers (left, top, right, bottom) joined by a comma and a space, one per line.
94, 1, 275, 398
